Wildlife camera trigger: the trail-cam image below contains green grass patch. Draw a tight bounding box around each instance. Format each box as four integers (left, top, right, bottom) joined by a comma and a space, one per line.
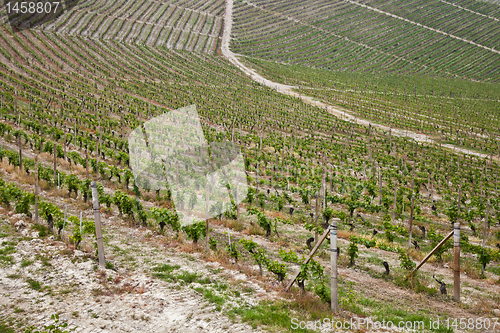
0, 255, 13, 264
368, 301, 452, 332
194, 287, 225, 311
176, 271, 200, 284
0, 316, 15, 333
152, 264, 211, 285
21, 259, 34, 267
6, 273, 21, 279
35, 254, 52, 267
338, 282, 451, 332
26, 278, 43, 291
0, 245, 15, 255
228, 301, 315, 332
0, 242, 15, 265
32, 224, 48, 237
152, 263, 180, 281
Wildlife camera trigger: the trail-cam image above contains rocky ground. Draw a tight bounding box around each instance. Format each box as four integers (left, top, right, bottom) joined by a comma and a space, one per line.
0, 211, 270, 333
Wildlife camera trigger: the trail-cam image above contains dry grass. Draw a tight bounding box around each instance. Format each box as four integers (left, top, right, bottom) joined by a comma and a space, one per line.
91, 281, 143, 297
39, 180, 51, 191
470, 296, 495, 316
96, 269, 106, 280
58, 158, 70, 168
178, 242, 200, 253
16, 172, 35, 185
246, 223, 265, 236
461, 260, 483, 279
0, 161, 15, 173
209, 218, 223, 226
239, 263, 258, 277
338, 229, 354, 239
72, 164, 87, 175
408, 248, 427, 261
206, 248, 232, 267
143, 192, 156, 202
167, 233, 185, 248
113, 276, 124, 284
274, 238, 290, 248
267, 210, 287, 219
283, 288, 331, 317
222, 219, 245, 232
51, 188, 68, 197
38, 152, 52, 160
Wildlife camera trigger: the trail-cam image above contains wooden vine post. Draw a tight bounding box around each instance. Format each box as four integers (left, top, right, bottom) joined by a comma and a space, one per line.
34, 155, 39, 224
85, 145, 89, 178
256, 162, 259, 199
235, 183, 239, 221
392, 181, 398, 222
18, 135, 22, 173
285, 222, 334, 292
53, 142, 57, 181
454, 223, 460, 303
314, 189, 319, 244
408, 168, 415, 249
206, 181, 210, 251
408, 194, 415, 249
378, 165, 382, 205
91, 181, 105, 268
271, 159, 274, 191
410, 228, 457, 287
481, 199, 490, 276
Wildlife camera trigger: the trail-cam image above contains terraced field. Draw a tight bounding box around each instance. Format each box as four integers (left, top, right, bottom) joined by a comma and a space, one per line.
1, 0, 225, 53
238, 57, 500, 157
0, 0, 500, 331
231, 0, 500, 81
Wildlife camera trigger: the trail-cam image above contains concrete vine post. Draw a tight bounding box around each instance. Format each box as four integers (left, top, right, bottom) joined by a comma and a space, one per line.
454, 223, 460, 303
314, 189, 319, 244
91, 181, 105, 268
330, 220, 338, 313
96, 120, 100, 180
378, 165, 382, 205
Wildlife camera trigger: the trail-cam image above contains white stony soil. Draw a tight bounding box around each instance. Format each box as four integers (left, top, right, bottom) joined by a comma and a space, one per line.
0, 212, 269, 333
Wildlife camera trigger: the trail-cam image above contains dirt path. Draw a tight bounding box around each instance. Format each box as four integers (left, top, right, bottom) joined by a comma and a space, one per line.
220, 0, 496, 161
